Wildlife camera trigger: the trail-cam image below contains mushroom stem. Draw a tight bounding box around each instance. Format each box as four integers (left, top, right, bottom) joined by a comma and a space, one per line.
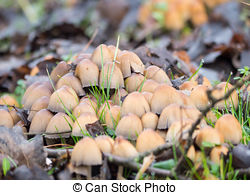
135, 154, 155, 180
117, 166, 125, 180
86, 166, 92, 180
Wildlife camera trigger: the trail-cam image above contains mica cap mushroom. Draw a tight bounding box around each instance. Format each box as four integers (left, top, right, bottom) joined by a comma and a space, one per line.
121, 91, 150, 117
71, 137, 102, 179
75, 59, 99, 87
48, 85, 79, 113
136, 129, 165, 153
144, 65, 172, 85
215, 114, 242, 144
30, 109, 53, 134
50, 61, 70, 82
116, 113, 143, 140
45, 112, 73, 138
56, 72, 85, 96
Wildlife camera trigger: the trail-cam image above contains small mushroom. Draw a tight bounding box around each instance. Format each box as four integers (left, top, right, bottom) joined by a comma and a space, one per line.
166, 119, 195, 143
22, 81, 42, 105
95, 135, 114, 153
28, 96, 49, 121
117, 51, 145, 78
141, 91, 153, 105
215, 114, 242, 144
99, 62, 124, 89
112, 137, 138, 179
144, 65, 172, 85
91, 44, 113, 69
125, 73, 145, 93
195, 127, 224, 149
48, 85, 79, 113
210, 145, 228, 164
71, 137, 102, 179
190, 85, 210, 110
179, 81, 196, 91
121, 91, 150, 117
108, 45, 121, 60
211, 82, 238, 110
29, 109, 53, 134
0, 95, 19, 107
136, 129, 165, 153
139, 79, 160, 93
8, 107, 21, 124
0, 108, 14, 128
73, 102, 97, 118
104, 105, 121, 129
72, 112, 98, 137
151, 84, 183, 114
190, 74, 211, 88
45, 112, 73, 139
157, 104, 187, 130
50, 61, 70, 82
23, 83, 52, 110
56, 72, 85, 96
75, 59, 99, 87
116, 113, 143, 140
141, 112, 158, 130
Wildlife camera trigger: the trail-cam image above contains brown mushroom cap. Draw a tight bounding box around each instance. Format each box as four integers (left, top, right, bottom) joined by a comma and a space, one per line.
144, 65, 172, 85
91, 44, 113, 69
72, 112, 98, 136
23, 83, 52, 110
48, 85, 79, 113
22, 81, 42, 105
157, 104, 186, 130
0, 95, 19, 107
105, 105, 121, 129
95, 135, 114, 153
190, 85, 210, 110
166, 119, 194, 143
99, 62, 124, 89
50, 61, 70, 82
56, 72, 85, 96
215, 114, 242, 144
121, 91, 150, 117
141, 91, 153, 105
72, 53, 91, 64
75, 59, 99, 87
136, 129, 165, 153
117, 51, 145, 78
139, 79, 160, 93
97, 100, 113, 119
211, 82, 238, 110
45, 112, 73, 138
112, 137, 138, 158
141, 112, 158, 130
195, 127, 224, 148
73, 102, 97, 118
108, 45, 121, 60
125, 73, 145, 93
111, 88, 128, 105
28, 96, 50, 121
210, 145, 228, 164
179, 81, 196, 91
71, 137, 102, 166
151, 84, 183, 114
0, 109, 14, 128
30, 109, 53, 134
80, 96, 98, 110
116, 113, 143, 140
190, 74, 211, 88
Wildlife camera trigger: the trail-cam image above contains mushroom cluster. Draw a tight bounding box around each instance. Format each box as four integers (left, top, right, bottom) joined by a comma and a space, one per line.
0, 43, 245, 179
